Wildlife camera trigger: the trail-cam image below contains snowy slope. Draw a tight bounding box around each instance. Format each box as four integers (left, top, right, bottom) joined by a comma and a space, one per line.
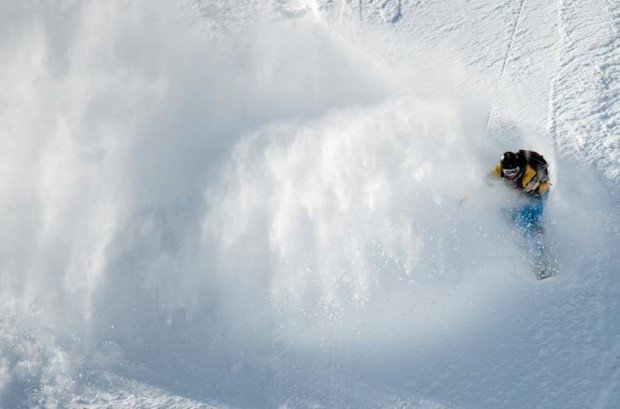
0, 0, 618, 408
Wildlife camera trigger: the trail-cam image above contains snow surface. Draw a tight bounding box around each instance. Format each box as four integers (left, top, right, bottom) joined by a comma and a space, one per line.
0, 0, 618, 408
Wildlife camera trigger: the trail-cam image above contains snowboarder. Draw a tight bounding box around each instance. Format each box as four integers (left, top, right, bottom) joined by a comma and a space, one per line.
492, 149, 554, 279
493, 149, 550, 229
493, 150, 550, 197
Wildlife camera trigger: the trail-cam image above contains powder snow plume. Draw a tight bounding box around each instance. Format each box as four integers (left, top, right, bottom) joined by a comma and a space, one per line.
0, 0, 618, 408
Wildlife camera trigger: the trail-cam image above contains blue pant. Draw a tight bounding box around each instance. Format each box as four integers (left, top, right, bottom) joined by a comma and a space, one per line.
514, 196, 552, 275
514, 196, 546, 236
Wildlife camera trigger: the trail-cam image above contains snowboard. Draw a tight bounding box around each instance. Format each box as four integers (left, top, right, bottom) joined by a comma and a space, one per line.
525, 224, 556, 280
507, 198, 556, 280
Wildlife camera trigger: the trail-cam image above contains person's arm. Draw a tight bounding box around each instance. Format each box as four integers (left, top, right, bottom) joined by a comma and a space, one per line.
493, 163, 502, 177
521, 166, 550, 195
538, 181, 550, 195
488, 163, 502, 179
521, 166, 539, 193
486, 163, 502, 186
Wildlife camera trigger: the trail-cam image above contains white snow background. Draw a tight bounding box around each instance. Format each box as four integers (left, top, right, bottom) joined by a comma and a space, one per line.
0, 0, 618, 408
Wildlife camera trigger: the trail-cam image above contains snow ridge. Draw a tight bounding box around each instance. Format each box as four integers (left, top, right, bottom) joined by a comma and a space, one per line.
549, 0, 619, 188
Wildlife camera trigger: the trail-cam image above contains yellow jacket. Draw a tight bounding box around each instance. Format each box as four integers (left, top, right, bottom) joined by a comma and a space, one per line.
494, 163, 550, 196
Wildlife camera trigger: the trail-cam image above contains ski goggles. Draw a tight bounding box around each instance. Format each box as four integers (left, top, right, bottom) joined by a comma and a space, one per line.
502, 167, 520, 178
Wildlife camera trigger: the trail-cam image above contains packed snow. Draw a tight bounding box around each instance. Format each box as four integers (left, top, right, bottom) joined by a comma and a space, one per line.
0, 0, 618, 408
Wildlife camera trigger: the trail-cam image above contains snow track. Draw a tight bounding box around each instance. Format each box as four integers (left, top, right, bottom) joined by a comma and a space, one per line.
499, 0, 526, 77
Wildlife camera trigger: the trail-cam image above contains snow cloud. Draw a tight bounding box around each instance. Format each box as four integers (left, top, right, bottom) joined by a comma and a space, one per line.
0, 0, 616, 406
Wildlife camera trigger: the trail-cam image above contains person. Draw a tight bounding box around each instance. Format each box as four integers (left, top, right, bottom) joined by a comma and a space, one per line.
494, 150, 550, 196
494, 150, 554, 278
492, 149, 550, 231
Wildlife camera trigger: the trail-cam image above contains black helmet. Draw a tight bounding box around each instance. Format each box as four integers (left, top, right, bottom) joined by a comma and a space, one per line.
500, 151, 520, 178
